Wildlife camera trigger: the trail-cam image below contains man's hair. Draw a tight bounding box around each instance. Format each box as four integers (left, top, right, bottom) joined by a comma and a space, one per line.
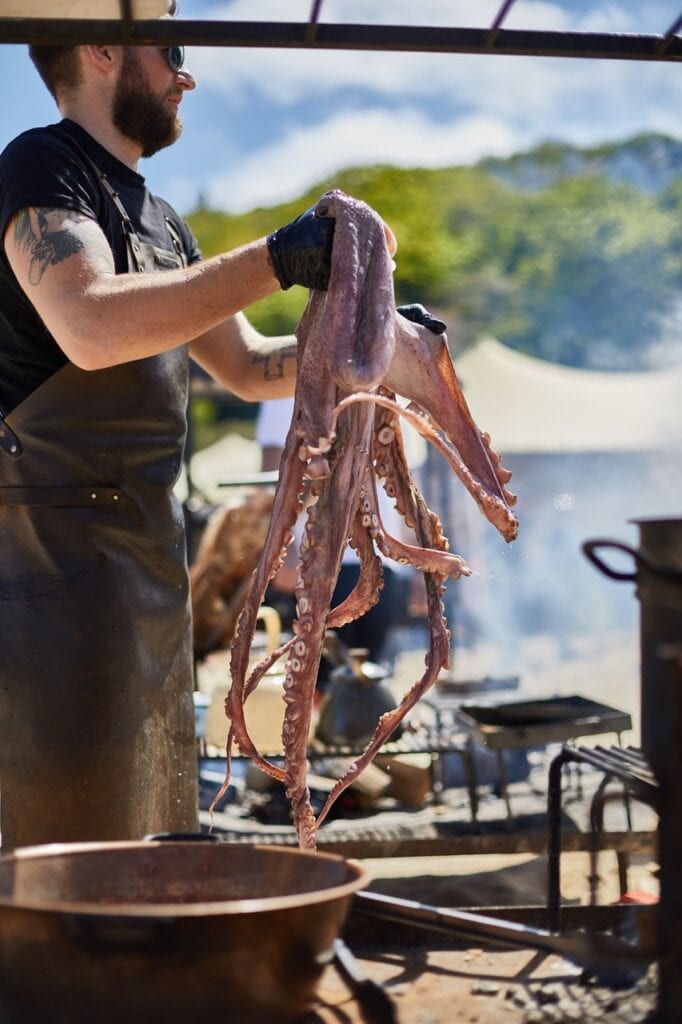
28, 46, 82, 102
29, 2, 179, 102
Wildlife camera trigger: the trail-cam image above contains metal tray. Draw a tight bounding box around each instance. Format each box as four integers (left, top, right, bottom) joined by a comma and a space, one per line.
455, 695, 633, 750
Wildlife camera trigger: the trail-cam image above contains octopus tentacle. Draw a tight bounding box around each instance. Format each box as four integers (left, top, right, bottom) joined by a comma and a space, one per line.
284, 396, 377, 847
373, 396, 423, 528
373, 525, 469, 577
326, 504, 384, 629
384, 318, 518, 539
315, 458, 451, 828
208, 637, 297, 818
283, 530, 334, 848
232, 636, 299, 782
373, 397, 453, 620
373, 395, 454, 617
328, 391, 516, 543
349, 446, 470, 580
225, 443, 306, 761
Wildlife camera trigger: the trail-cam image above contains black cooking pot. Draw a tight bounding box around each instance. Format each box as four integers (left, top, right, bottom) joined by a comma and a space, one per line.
0, 838, 367, 1024
583, 517, 682, 768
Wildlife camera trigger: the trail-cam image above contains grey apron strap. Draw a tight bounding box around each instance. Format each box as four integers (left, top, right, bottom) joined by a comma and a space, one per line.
165, 216, 189, 268
97, 171, 147, 274
98, 172, 189, 273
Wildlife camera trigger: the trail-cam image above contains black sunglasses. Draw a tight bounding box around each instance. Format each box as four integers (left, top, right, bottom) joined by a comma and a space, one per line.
162, 45, 185, 72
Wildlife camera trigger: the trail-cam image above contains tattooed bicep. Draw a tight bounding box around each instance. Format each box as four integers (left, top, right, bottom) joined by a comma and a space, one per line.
10, 206, 112, 286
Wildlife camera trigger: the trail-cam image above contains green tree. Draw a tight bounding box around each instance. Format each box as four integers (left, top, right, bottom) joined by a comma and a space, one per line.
186, 141, 682, 371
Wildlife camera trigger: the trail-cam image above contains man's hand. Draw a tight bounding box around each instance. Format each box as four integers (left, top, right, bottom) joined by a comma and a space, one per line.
267, 206, 335, 291
397, 303, 447, 335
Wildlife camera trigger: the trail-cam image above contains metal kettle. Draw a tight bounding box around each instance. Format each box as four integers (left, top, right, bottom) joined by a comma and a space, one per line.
315, 633, 402, 747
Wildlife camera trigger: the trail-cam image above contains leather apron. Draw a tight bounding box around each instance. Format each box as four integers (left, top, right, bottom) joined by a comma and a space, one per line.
0, 178, 199, 850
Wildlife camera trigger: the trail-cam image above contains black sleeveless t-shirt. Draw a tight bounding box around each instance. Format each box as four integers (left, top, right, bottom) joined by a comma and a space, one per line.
0, 118, 201, 413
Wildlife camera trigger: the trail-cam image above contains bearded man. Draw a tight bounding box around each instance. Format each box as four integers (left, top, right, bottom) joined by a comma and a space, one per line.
0, 16, 344, 850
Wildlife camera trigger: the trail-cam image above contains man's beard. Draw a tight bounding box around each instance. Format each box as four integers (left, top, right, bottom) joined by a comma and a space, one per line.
112, 48, 182, 158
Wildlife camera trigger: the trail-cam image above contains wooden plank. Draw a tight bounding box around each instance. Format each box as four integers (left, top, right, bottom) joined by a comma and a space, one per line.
0, 0, 166, 15
201, 809, 657, 861
313, 829, 657, 860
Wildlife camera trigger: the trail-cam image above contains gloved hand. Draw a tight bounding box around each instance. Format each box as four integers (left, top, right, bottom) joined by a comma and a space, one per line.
397, 303, 447, 335
267, 206, 335, 291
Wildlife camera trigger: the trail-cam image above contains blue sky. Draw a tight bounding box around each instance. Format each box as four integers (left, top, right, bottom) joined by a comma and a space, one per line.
1, 1, 680, 215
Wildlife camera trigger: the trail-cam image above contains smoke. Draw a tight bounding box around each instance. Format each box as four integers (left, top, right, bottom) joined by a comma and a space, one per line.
418, 446, 681, 672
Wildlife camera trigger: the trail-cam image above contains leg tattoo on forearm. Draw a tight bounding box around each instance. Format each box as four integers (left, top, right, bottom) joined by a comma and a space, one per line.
253, 343, 297, 382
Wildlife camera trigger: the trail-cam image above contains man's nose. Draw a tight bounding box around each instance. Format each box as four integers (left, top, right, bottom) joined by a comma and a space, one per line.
176, 67, 196, 90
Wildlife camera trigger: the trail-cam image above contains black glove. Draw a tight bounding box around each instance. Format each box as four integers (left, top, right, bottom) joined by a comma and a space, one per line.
267, 206, 335, 291
397, 303, 447, 335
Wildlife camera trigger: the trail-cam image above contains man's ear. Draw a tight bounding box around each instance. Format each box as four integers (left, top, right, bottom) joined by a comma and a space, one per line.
82, 45, 120, 76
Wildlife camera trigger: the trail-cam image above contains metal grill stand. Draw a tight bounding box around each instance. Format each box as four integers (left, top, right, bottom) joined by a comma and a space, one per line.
547, 743, 659, 932
547, 522, 682, 1024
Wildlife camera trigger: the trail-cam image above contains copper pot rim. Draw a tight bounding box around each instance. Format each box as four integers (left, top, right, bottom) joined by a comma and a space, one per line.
0, 840, 368, 918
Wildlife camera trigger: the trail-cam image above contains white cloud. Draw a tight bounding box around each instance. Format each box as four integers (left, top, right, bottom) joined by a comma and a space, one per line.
162, 0, 682, 212
186, 0, 674, 33
205, 107, 526, 211
188, 0, 531, 28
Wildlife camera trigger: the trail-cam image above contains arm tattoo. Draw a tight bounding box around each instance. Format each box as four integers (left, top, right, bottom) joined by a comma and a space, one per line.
253, 343, 298, 382
13, 207, 89, 286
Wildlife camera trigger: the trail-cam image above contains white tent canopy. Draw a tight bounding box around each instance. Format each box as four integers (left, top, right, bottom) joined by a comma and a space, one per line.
455, 337, 682, 455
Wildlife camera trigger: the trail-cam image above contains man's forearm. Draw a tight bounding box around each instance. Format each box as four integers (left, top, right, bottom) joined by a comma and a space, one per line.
72, 240, 280, 370
190, 314, 298, 402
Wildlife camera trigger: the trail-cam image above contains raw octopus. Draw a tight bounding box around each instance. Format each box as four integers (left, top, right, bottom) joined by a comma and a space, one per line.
213, 190, 518, 849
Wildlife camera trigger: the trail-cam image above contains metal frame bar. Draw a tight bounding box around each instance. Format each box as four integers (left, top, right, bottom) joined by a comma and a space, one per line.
1, 19, 681, 62
660, 10, 682, 51
486, 0, 518, 48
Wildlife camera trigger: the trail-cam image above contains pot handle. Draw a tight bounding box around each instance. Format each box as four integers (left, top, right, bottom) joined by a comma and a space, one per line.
583, 539, 682, 584
582, 540, 638, 582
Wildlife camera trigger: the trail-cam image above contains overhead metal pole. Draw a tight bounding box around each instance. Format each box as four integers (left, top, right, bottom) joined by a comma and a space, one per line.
0, 19, 681, 62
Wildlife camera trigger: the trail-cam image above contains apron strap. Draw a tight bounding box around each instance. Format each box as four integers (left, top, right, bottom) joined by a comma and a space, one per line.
97, 172, 147, 274
165, 217, 189, 269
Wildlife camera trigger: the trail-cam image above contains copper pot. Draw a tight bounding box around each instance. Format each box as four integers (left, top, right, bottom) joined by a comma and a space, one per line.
0, 839, 367, 1024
